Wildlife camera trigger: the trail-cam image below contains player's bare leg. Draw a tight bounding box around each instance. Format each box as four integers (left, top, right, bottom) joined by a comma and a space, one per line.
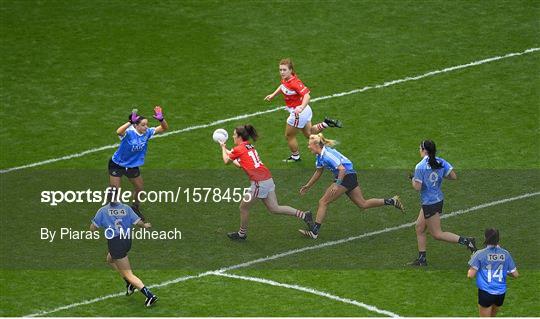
107, 252, 120, 271
347, 187, 403, 212
302, 122, 313, 138
300, 183, 347, 238
263, 191, 299, 216
426, 213, 477, 253
415, 210, 428, 252
284, 124, 301, 162
128, 176, 145, 220
491, 305, 499, 317
107, 253, 136, 296
109, 175, 121, 190
478, 305, 493, 317
408, 210, 429, 266
115, 256, 157, 306
114, 257, 144, 289
262, 191, 312, 227
425, 213, 460, 243
228, 192, 257, 240
346, 186, 385, 209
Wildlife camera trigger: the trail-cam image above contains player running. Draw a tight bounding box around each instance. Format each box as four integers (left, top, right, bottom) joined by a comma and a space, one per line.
90, 188, 158, 307
409, 140, 477, 266
108, 106, 168, 220
219, 124, 313, 240
298, 134, 404, 239
264, 58, 342, 162
468, 228, 518, 317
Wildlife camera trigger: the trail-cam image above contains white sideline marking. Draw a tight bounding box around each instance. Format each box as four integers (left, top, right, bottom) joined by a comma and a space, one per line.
3, 47, 539, 174
211, 272, 400, 317
25, 192, 539, 317
215, 191, 540, 272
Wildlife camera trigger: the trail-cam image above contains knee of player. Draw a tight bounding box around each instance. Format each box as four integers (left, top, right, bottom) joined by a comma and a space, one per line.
356, 200, 368, 209
431, 231, 444, 240
318, 198, 329, 206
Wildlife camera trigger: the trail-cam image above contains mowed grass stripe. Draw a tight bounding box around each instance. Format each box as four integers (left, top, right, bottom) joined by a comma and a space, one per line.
25, 191, 539, 317
2, 47, 538, 174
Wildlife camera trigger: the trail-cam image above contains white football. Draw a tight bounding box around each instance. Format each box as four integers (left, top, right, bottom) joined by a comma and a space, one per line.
212, 128, 228, 143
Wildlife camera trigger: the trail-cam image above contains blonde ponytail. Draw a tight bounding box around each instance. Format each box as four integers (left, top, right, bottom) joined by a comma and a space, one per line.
309, 133, 337, 147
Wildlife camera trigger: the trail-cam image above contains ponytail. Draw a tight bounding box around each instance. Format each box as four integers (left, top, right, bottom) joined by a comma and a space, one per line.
309, 133, 337, 147
421, 140, 443, 169
235, 124, 258, 141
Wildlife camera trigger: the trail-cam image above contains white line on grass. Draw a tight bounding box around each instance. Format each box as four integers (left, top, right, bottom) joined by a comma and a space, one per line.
214, 191, 540, 273
211, 272, 400, 317
3, 47, 539, 174
25, 192, 539, 317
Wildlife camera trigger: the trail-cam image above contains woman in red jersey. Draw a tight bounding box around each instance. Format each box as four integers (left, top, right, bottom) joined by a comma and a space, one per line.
219, 124, 313, 240
265, 58, 342, 162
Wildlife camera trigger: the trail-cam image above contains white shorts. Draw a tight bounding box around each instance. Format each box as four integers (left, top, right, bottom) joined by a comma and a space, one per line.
249, 178, 276, 199
286, 105, 313, 129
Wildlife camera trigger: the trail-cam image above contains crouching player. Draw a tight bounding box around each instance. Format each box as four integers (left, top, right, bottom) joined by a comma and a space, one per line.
468, 228, 518, 317
219, 124, 313, 240
90, 189, 158, 307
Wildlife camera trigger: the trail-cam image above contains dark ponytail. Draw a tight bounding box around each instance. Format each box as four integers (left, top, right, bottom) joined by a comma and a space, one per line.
235, 124, 258, 141
421, 140, 443, 169
484, 228, 500, 246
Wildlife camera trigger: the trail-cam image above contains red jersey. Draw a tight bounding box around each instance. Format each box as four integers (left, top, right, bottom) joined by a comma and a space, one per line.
229, 141, 272, 181
280, 75, 310, 108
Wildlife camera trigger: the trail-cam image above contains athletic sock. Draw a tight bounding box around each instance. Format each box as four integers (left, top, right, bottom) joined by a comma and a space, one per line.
296, 210, 306, 220
458, 236, 469, 246
418, 251, 427, 261
312, 223, 321, 234
315, 122, 328, 131
383, 198, 395, 206
140, 286, 154, 298
238, 227, 247, 238
291, 152, 300, 160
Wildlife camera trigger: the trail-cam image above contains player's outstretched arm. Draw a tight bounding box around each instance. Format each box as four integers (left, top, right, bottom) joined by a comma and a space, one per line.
264, 86, 281, 101
300, 168, 324, 195
153, 106, 168, 134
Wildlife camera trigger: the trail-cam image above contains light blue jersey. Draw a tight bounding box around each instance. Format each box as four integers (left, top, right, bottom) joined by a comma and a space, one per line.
413, 156, 453, 205
92, 203, 141, 238
112, 126, 156, 168
316, 146, 355, 177
469, 246, 516, 295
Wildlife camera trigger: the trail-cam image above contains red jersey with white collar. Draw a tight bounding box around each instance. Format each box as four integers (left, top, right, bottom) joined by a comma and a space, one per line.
229, 141, 272, 181
280, 75, 310, 108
